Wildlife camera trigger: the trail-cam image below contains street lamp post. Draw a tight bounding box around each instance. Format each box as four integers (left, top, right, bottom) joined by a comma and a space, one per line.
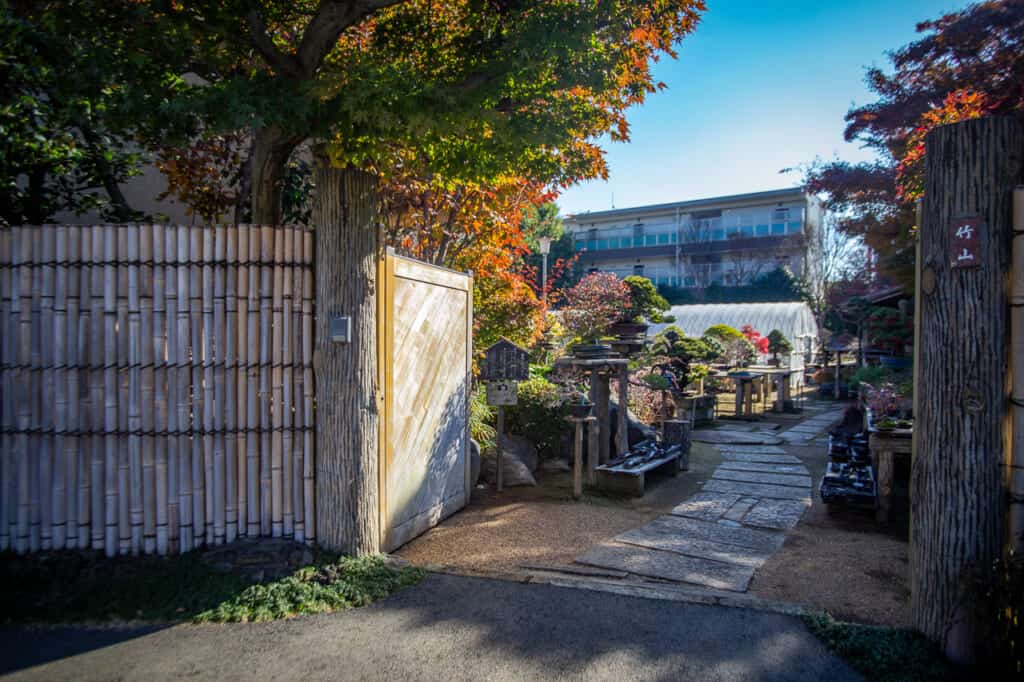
538, 236, 552, 307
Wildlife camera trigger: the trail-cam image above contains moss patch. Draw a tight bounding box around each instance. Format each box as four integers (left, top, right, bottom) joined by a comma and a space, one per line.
1, 550, 423, 624
802, 613, 968, 682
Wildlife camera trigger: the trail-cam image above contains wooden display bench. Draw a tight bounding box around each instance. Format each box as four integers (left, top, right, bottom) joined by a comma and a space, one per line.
868, 427, 912, 522
595, 452, 682, 497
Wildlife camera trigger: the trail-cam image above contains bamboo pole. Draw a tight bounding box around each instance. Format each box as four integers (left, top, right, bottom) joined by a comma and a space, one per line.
52, 225, 68, 550
72, 227, 87, 549
189, 226, 206, 548
153, 224, 169, 554
271, 225, 284, 537
118, 227, 132, 554
302, 228, 315, 544
29, 226, 45, 552
139, 225, 156, 554
14, 226, 31, 553
127, 225, 143, 553
236, 224, 250, 536
209, 225, 225, 545
0, 225, 11, 551
247, 225, 260, 536
116, 227, 131, 554
39, 225, 56, 550
291, 227, 304, 542
164, 225, 180, 551
281, 226, 294, 537
201, 226, 216, 545
224, 225, 238, 542
177, 225, 194, 551
102, 225, 118, 556
260, 225, 273, 536
89, 225, 104, 551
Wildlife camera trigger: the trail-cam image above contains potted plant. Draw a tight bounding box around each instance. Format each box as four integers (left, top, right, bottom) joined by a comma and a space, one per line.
562, 272, 633, 358
766, 329, 793, 366
549, 364, 593, 417
608, 276, 674, 340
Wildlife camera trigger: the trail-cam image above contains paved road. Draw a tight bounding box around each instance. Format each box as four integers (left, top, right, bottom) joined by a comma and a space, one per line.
1, 574, 860, 681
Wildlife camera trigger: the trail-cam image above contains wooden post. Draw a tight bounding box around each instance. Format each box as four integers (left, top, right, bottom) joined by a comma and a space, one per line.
313, 164, 380, 554
496, 406, 505, 492
586, 415, 599, 486
733, 379, 743, 417
616, 365, 628, 457
1010, 186, 1024, 555
912, 117, 1023, 659
596, 373, 610, 465
572, 418, 583, 499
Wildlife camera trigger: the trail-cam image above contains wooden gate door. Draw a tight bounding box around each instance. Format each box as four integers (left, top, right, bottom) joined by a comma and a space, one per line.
378, 250, 472, 551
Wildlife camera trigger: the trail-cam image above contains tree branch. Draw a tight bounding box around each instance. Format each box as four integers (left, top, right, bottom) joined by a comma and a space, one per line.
247, 10, 303, 77
295, 1, 404, 78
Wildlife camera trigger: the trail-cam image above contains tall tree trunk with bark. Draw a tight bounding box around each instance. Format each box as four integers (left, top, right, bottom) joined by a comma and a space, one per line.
912, 116, 1024, 660
250, 126, 302, 225
312, 156, 382, 555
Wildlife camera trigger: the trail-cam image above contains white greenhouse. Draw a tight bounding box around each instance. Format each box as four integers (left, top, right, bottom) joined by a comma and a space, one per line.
647, 301, 819, 358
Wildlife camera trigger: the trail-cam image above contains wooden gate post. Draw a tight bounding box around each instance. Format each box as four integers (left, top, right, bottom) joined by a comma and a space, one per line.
912, 117, 1024, 660
313, 161, 382, 556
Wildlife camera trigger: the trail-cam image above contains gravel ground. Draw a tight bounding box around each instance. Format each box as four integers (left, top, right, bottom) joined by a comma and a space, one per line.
748, 431, 912, 627
399, 401, 912, 628
396, 442, 724, 573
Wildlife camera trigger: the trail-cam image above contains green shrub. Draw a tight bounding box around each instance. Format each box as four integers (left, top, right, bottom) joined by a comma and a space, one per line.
766, 329, 793, 359
623, 275, 673, 323
470, 386, 497, 453
802, 613, 962, 682
504, 376, 570, 458
703, 323, 744, 341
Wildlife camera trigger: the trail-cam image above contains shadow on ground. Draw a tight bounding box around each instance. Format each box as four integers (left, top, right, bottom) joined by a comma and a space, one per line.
0, 573, 860, 681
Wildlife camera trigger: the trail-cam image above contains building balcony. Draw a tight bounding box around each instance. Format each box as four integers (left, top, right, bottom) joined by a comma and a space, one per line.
576, 234, 803, 263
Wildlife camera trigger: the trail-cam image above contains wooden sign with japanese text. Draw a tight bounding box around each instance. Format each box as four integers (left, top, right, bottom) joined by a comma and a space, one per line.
486, 380, 518, 406
480, 339, 530, 381
950, 216, 982, 269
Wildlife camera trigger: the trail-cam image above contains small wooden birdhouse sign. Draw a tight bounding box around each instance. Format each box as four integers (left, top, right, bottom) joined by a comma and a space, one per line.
481, 339, 529, 381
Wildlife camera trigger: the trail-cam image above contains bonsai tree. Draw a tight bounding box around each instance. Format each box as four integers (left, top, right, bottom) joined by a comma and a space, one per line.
562, 272, 632, 343
766, 329, 793, 364
621, 275, 674, 324
740, 325, 770, 355
643, 326, 715, 392
703, 324, 755, 367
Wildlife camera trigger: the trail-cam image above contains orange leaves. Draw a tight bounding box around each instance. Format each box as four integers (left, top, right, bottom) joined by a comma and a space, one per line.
896, 90, 990, 201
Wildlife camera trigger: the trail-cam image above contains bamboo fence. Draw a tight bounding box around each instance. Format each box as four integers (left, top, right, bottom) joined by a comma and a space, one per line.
0, 224, 315, 555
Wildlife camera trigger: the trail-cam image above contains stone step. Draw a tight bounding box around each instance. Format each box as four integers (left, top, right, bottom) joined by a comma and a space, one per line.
576, 542, 757, 592
712, 469, 813, 488
703, 478, 812, 502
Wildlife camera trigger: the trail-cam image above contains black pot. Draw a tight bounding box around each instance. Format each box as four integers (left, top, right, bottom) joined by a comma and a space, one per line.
608, 321, 649, 338
568, 402, 594, 419
571, 343, 613, 359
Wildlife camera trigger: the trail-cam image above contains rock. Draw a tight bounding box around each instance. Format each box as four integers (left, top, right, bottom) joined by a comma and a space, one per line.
609, 400, 658, 447
469, 439, 482, 487
503, 434, 539, 473
481, 452, 537, 487
540, 457, 572, 474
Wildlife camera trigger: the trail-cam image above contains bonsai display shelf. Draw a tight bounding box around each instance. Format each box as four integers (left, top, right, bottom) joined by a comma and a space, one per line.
595, 451, 682, 497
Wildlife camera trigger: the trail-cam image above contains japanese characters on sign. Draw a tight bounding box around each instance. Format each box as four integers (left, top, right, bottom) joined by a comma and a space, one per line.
950, 216, 982, 269
486, 380, 518, 406
481, 339, 530, 381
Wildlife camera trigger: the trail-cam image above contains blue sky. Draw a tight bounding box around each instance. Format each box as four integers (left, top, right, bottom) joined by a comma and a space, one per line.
558, 0, 970, 216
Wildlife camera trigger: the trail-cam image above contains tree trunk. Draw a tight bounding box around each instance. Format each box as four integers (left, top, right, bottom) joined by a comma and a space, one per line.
251, 126, 301, 225
312, 158, 382, 555
912, 117, 1024, 660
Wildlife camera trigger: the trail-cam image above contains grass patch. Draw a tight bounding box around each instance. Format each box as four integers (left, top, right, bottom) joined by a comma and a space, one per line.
1, 549, 423, 624
802, 613, 968, 682
194, 556, 424, 623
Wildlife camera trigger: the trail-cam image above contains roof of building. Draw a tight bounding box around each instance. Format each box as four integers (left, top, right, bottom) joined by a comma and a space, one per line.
565, 188, 810, 224
647, 301, 819, 345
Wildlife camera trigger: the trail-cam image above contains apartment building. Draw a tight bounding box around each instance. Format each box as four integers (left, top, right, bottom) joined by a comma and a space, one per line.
564, 188, 824, 290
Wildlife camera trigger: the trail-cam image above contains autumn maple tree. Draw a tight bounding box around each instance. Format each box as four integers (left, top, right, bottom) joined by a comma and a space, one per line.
803, 0, 1024, 285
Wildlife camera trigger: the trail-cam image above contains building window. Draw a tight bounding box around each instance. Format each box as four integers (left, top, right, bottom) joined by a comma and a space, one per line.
633, 264, 645, 276
771, 223, 786, 235
786, 222, 802, 234
772, 208, 790, 222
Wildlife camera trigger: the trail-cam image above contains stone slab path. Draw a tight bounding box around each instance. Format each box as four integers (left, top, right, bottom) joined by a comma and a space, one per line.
575, 408, 846, 593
